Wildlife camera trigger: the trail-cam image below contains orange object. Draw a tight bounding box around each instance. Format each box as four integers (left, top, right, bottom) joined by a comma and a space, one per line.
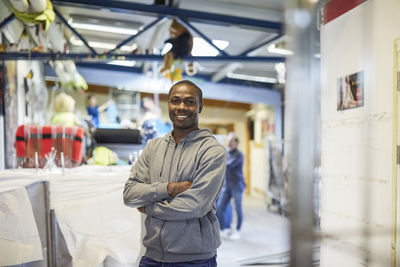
15, 125, 84, 168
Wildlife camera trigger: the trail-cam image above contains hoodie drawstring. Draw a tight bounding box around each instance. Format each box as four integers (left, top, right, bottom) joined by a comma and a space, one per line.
159, 138, 171, 177
176, 137, 188, 178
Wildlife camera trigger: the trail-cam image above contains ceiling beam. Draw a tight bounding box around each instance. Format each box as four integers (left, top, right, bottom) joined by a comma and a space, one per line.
240, 33, 284, 56
211, 63, 242, 83
142, 19, 170, 73
109, 16, 167, 54
212, 34, 284, 82
52, 0, 282, 31
0, 52, 285, 62
53, 8, 97, 55
176, 17, 228, 56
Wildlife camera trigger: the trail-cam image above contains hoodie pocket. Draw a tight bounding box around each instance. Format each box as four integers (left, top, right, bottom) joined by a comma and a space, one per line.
160, 219, 203, 254
202, 212, 220, 248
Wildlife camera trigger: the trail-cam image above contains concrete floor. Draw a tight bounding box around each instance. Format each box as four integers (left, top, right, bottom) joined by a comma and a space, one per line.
217, 195, 290, 267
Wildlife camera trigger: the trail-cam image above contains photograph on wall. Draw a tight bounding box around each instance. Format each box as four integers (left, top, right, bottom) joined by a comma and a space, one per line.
337, 71, 364, 111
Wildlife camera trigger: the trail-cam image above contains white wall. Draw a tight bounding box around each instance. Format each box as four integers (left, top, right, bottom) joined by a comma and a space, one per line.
320, 1, 400, 266
248, 104, 276, 197
249, 141, 268, 196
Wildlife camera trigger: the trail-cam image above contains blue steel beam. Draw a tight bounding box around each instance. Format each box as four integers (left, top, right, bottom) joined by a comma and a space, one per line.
53, 8, 97, 55
109, 16, 167, 54
239, 33, 284, 56
0, 14, 15, 30
0, 52, 285, 62
52, 0, 282, 31
176, 17, 228, 56
74, 62, 278, 89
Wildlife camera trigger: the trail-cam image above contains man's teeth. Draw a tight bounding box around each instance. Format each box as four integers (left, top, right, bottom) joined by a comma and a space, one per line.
177, 115, 188, 118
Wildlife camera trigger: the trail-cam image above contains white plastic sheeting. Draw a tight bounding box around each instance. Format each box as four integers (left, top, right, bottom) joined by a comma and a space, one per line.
50, 166, 141, 267
0, 170, 42, 194
0, 166, 142, 267
0, 187, 43, 266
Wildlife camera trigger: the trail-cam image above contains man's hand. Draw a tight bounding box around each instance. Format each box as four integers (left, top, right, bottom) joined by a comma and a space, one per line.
167, 181, 192, 198
137, 207, 145, 213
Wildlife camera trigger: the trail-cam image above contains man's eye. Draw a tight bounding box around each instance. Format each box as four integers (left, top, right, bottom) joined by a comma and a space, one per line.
185, 99, 196, 106
171, 99, 181, 105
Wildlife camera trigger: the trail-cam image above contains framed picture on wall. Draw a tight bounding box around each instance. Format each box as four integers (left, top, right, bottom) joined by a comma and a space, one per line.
337, 71, 364, 111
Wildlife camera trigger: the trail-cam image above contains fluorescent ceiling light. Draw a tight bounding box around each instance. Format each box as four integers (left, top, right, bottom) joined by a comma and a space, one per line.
70, 22, 139, 36
107, 60, 136, 67
267, 44, 293, 56
192, 37, 229, 56
227, 72, 277, 84
70, 36, 135, 52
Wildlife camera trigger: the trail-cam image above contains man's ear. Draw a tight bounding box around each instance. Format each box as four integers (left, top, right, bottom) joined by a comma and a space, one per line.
199, 102, 203, 113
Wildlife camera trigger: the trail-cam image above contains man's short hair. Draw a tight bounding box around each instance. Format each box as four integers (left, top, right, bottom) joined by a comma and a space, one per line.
228, 133, 239, 143
230, 136, 239, 143
168, 80, 203, 103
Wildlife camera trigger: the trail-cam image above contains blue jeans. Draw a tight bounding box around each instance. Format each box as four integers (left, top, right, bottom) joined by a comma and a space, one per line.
216, 186, 244, 230
216, 191, 232, 229
139, 255, 217, 267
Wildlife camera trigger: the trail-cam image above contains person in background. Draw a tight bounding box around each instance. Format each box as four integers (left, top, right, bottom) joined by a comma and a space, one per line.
123, 80, 226, 267
217, 134, 246, 240
86, 94, 110, 128
216, 183, 233, 238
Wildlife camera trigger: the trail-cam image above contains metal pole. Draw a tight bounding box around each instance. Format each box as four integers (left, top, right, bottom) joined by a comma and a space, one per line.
50, 209, 59, 267
44, 181, 53, 267
285, 0, 321, 266
0, 61, 5, 170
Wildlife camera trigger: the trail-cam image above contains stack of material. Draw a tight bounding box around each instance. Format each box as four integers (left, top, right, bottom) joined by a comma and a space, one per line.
15, 125, 84, 168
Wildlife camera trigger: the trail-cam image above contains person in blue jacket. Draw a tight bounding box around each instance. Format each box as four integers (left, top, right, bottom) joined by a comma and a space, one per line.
86, 95, 110, 128
217, 134, 246, 240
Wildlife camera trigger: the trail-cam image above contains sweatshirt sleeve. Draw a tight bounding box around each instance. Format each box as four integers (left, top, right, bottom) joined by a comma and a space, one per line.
123, 140, 170, 208
145, 144, 226, 221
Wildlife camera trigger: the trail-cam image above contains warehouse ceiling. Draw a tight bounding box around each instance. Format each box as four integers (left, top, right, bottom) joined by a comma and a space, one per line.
0, 0, 290, 89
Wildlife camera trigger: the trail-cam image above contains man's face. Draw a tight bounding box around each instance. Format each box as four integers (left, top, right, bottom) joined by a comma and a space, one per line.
89, 96, 97, 107
228, 137, 238, 151
168, 84, 202, 131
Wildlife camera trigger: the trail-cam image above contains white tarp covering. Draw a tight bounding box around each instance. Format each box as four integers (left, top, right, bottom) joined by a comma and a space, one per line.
0, 187, 43, 266
0, 166, 142, 267
0, 170, 42, 194
50, 166, 141, 267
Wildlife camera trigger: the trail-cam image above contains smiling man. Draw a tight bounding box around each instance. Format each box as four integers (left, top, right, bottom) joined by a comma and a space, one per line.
123, 80, 227, 267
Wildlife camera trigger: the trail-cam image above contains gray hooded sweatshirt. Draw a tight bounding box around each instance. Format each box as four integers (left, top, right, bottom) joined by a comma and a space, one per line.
123, 128, 226, 262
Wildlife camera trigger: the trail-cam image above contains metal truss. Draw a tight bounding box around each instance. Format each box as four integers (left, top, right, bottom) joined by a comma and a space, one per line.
0, 52, 285, 62
53, 0, 282, 31
0, 0, 285, 62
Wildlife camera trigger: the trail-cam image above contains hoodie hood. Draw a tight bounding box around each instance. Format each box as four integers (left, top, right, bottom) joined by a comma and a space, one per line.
161, 128, 214, 179
165, 128, 213, 144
